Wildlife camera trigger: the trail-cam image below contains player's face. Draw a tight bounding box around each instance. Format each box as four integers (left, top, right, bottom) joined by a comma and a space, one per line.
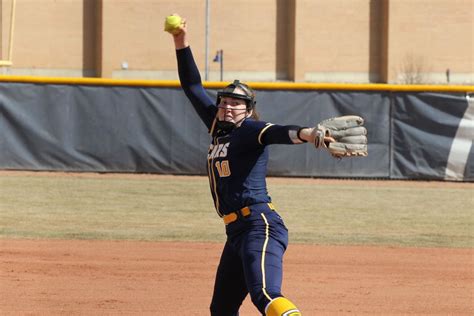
217, 96, 248, 125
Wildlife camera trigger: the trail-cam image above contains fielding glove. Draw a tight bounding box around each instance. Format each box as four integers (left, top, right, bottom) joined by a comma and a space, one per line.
312, 115, 368, 158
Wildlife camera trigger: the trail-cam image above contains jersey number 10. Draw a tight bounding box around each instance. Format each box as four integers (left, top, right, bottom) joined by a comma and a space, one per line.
215, 160, 231, 177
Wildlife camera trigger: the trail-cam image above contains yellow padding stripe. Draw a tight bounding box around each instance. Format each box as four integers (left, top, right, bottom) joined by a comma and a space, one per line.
258, 123, 275, 145
0, 75, 472, 92
244, 82, 474, 93
0, 76, 182, 87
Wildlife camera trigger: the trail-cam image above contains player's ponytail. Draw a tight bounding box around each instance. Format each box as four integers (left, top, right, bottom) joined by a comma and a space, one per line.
249, 106, 260, 120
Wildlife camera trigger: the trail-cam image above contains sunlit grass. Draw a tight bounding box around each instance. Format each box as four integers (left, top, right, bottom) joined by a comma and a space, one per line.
1, 173, 472, 248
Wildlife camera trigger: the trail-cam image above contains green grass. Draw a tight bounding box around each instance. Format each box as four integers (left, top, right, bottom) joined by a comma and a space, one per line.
1, 174, 473, 248
272, 183, 473, 247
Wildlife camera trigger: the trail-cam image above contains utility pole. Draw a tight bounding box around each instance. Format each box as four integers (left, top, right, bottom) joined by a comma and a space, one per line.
213, 49, 223, 81
204, 0, 210, 81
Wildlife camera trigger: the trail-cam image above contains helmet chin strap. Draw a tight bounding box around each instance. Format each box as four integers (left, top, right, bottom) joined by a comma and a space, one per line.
216, 112, 250, 133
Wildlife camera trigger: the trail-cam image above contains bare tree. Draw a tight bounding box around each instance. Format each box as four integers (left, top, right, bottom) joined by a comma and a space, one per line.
398, 53, 430, 84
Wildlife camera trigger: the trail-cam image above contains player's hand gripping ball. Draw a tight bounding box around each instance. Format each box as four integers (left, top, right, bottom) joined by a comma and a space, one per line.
164, 14, 184, 35
312, 115, 368, 158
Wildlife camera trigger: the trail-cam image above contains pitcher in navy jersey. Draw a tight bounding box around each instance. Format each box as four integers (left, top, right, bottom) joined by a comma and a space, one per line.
166, 17, 356, 316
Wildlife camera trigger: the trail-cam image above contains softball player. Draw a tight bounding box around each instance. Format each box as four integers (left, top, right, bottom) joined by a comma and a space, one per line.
167, 17, 367, 316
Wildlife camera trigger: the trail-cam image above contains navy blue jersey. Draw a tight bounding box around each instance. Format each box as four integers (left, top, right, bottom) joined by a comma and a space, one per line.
207, 119, 273, 216
177, 47, 303, 216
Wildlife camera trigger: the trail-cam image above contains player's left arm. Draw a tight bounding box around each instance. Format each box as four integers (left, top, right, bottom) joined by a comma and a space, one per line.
260, 115, 368, 158
258, 124, 307, 145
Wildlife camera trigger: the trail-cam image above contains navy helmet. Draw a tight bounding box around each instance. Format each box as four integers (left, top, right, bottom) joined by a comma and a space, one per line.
217, 80, 256, 110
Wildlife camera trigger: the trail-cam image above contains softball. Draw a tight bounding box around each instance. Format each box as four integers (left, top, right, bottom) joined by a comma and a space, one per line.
164, 14, 183, 35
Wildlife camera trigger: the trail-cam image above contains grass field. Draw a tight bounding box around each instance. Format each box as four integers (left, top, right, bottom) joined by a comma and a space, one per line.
1, 172, 473, 248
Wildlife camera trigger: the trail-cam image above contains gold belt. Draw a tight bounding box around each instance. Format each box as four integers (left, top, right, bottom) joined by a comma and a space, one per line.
222, 203, 275, 225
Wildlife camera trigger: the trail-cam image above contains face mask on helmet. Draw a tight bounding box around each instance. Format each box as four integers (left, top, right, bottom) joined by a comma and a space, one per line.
215, 80, 256, 132
216, 80, 256, 111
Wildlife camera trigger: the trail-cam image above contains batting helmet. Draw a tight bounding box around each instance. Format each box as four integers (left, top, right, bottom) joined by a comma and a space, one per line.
216, 80, 256, 110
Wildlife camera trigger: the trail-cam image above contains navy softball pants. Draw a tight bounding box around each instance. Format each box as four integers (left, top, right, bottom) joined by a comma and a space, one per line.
210, 204, 289, 316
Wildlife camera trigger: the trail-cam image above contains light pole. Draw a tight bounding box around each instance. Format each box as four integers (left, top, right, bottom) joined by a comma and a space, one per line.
204, 0, 210, 81
213, 49, 223, 81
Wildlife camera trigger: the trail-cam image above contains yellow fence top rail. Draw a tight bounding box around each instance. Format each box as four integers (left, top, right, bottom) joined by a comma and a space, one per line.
0, 75, 473, 93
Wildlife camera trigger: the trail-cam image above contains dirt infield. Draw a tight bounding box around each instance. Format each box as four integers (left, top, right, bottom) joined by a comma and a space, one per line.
1, 239, 472, 315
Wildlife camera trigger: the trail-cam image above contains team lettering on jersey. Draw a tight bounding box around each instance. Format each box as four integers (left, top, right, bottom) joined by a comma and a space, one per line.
208, 142, 229, 159
208, 142, 231, 177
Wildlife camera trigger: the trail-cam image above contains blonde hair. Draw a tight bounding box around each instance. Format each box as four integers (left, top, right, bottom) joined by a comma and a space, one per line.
249, 107, 260, 120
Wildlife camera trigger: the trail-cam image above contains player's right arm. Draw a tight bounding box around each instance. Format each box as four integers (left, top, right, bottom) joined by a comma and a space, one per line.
169, 18, 216, 130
